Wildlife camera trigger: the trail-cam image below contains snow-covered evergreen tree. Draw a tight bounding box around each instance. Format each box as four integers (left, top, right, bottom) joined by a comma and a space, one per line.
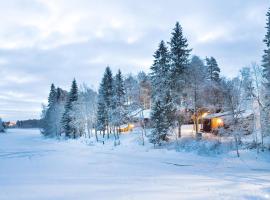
96, 89, 106, 133
138, 72, 151, 109
112, 70, 126, 128
206, 57, 221, 82
41, 84, 57, 137
150, 41, 176, 144
168, 22, 191, 104
150, 40, 171, 101
205, 57, 223, 110
96, 67, 114, 138
62, 79, 79, 138
149, 100, 169, 146
261, 7, 270, 139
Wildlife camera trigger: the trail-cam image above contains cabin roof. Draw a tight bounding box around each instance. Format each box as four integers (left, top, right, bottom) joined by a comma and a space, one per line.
130, 109, 151, 119
204, 111, 232, 119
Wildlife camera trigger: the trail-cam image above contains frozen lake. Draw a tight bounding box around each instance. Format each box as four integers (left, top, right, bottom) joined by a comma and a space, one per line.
0, 128, 269, 200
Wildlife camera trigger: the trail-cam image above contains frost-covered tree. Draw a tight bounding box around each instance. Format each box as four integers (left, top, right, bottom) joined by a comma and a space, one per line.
62, 79, 79, 138
240, 67, 254, 109
150, 40, 176, 144
150, 40, 171, 101
69, 96, 86, 138
79, 84, 97, 138
96, 67, 114, 139
206, 57, 220, 82
41, 84, 57, 137
112, 70, 126, 129
96, 90, 106, 134
137, 71, 151, 110
223, 77, 243, 157
168, 22, 191, 104
124, 74, 140, 113
205, 57, 223, 109
55, 87, 68, 137
261, 7, 270, 142
149, 100, 168, 146
187, 56, 207, 137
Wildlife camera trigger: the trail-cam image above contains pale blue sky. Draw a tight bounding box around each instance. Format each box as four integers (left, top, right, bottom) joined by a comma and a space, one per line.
0, 0, 269, 120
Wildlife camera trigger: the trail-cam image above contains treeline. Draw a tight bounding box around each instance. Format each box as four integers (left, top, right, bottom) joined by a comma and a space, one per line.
41, 70, 151, 143
16, 119, 43, 128
41, 7, 270, 151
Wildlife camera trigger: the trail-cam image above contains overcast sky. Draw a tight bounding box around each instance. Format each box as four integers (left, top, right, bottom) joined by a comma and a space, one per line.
0, 0, 269, 121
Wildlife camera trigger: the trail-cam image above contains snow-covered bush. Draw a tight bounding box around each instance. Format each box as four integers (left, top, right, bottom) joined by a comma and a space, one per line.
175, 136, 234, 155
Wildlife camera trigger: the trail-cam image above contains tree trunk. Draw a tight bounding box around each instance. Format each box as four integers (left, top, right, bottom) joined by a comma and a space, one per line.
234, 135, 240, 157
178, 123, 181, 138
95, 129, 98, 142
102, 130, 105, 145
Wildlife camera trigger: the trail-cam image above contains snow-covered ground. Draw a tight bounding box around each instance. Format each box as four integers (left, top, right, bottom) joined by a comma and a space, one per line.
0, 128, 270, 200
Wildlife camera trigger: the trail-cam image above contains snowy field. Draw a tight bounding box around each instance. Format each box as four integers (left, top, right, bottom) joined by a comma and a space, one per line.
0, 129, 270, 200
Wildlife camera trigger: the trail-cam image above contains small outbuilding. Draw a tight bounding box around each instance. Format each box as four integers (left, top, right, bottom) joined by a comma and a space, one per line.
202, 112, 230, 133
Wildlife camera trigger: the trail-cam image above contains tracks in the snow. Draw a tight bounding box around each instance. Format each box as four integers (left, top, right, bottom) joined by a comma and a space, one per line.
0, 150, 56, 159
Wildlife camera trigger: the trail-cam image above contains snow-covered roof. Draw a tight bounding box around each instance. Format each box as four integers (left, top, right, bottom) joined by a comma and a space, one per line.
204, 110, 252, 120
130, 109, 151, 119
204, 111, 232, 119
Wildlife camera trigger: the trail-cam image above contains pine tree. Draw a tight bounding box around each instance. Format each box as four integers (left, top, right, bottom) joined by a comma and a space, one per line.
48, 84, 57, 107
112, 70, 126, 127
41, 84, 57, 137
262, 8, 270, 108
168, 22, 191, 96
206, 57, 221, 82
149, 100, 168, 146
96, 67, 114, 137
62, 79, 79, 138
96, 85, 107, 132
150, 41, 176, 144
261, 7, 270, 143
150, 40, 171, 100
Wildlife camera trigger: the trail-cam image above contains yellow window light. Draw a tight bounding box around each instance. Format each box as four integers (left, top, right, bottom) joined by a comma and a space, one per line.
216, 118, 223, 124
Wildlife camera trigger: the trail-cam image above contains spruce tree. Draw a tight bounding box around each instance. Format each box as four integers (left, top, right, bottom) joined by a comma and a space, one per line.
96, 67, 114, 136
112, 70, 126, 127
62, 79, 79, 138
149, 100, 168, 146
96, 86, 106, 132
206, 57, 221, 82
41, 84, 57, 137
48, 84, 57, 107
150, 41, 176, 145
168, 22, 191, 95
261, 8, 270, 141
150, 40, 171, 100
262, 8, 270, 106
